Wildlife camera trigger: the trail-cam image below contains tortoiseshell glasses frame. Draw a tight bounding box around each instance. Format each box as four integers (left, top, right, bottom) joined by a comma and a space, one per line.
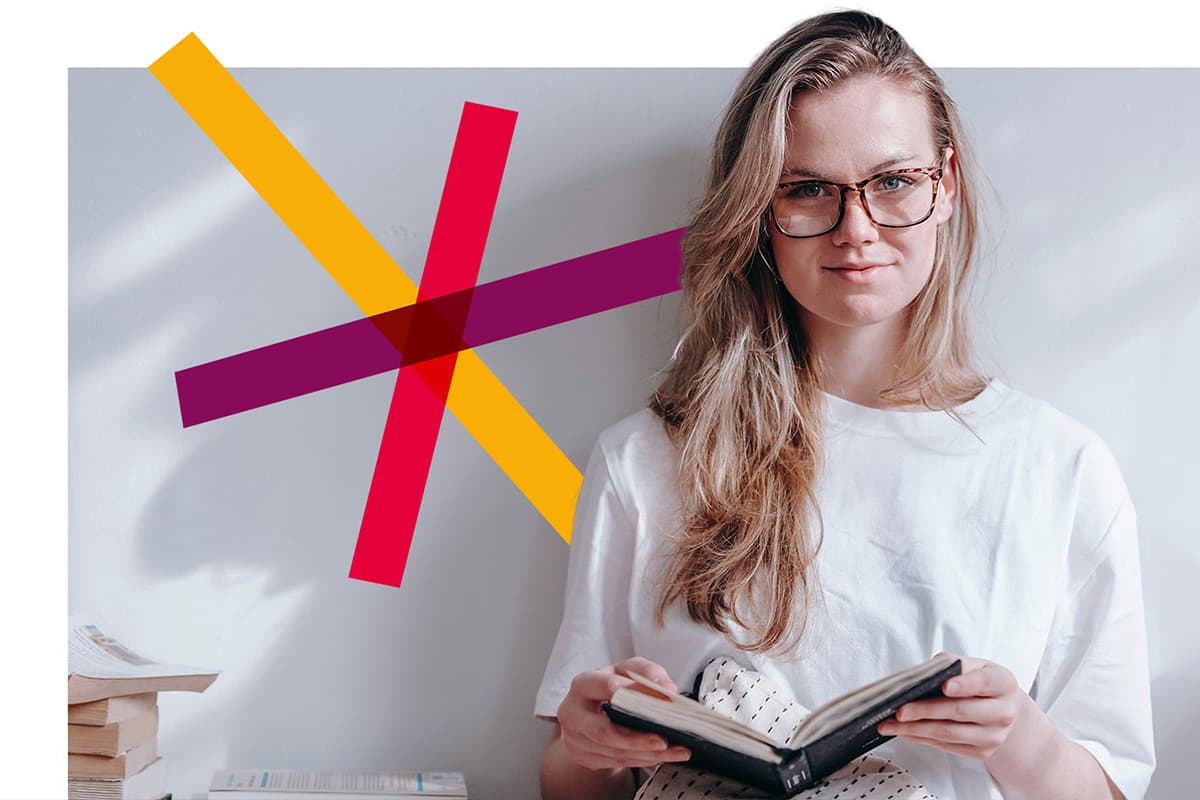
769, 165, 945, 239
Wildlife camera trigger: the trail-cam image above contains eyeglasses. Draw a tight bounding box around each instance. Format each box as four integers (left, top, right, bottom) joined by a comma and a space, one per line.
769, 165, 944, 239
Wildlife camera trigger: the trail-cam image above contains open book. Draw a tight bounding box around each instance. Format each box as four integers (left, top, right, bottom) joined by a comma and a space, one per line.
68, 615, 219, 704
602, 653, 961, 796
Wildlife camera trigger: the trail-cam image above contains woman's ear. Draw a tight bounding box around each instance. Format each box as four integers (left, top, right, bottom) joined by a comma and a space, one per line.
933, 146, 958, 225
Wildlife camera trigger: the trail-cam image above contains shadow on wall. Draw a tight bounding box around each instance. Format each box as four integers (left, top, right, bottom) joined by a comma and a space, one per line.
130, 387, 568, 789
71, 67, 706, 799
114, 132, 690, 800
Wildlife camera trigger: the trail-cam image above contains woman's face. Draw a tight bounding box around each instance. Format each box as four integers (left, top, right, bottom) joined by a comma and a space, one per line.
768, 76, 957, 333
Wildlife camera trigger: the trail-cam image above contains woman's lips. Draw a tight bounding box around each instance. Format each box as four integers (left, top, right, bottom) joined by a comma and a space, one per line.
824, 264, 890, 283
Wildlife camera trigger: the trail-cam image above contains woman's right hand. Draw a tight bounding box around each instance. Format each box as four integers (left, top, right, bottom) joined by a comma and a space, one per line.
555, 656, 694, 770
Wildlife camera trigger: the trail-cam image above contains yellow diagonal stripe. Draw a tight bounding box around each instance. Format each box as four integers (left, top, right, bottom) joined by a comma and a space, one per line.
150, 33, 579, 542
151, 35, 411, 316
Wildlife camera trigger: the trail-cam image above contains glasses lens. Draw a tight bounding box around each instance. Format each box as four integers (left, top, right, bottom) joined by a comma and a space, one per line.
863, 172, 936, 226
772, 182, 841, 237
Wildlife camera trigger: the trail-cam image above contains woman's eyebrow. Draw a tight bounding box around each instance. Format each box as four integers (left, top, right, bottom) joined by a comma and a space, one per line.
780, 154, 919, 181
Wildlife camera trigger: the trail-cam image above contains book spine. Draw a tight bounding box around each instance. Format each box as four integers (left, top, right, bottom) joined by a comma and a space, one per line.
778, 750, 813, 795
68, 693, 158, 726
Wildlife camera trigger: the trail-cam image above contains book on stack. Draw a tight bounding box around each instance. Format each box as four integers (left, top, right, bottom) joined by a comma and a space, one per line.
208, 769, 469, 799
68, 615, 220, 800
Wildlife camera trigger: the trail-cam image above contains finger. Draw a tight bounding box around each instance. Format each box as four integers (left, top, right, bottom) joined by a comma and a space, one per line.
892, 732, 985, 760
570, 744, 691, 770
573, 753, 686, 769
564, 728, 691, 768
943, 664, 1016, 699
878, 719, 994, 747
565, 700, 676, 754
935, 651, 990, 674
567, 744, 687, 771
616, 657, 679, 693
895, 696, 1016, 726
560, 676, 677, 753
569, 670, 638, 705
588, 718, 677, 754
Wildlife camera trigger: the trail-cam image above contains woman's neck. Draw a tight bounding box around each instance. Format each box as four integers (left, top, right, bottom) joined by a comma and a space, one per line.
800, 307, 920, 410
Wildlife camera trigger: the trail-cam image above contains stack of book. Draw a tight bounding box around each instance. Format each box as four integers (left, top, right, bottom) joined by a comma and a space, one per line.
68, 693, 165, 800
68, 616, 220, 800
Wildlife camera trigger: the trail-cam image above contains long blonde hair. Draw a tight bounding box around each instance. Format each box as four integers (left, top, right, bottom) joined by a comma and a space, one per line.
650, 10, 990, 654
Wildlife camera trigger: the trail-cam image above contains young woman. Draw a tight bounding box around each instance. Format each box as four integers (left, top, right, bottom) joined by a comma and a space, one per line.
535, 11, 1154, 800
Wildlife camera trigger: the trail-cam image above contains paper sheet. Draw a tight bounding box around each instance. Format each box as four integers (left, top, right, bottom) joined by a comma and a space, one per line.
68, 614, 217, 679
209, 770, 467, 796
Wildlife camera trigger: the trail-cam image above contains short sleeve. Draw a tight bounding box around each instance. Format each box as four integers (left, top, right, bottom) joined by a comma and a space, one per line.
1031, 492, 1156, 799
533, 437, 638, 719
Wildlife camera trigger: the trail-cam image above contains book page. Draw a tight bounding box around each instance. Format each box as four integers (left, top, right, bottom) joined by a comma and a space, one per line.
613, 671, 783, 762
68, 614, 218, 679
621, 670, 779, 743
789, 654, 955, 747
209, 770, 467, 796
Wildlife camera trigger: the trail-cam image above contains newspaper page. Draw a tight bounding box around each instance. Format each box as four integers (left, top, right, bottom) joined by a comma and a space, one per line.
209, 770, 468, 797
68, 614, 218, 679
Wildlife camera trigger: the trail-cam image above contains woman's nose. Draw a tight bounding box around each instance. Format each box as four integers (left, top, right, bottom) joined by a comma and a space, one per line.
831, 190, 879, 246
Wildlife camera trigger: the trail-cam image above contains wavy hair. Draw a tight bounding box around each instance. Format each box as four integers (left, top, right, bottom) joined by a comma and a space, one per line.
650, 10, 991, 654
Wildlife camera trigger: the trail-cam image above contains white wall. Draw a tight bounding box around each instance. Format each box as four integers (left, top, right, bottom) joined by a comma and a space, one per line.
69, 68, 1199, 799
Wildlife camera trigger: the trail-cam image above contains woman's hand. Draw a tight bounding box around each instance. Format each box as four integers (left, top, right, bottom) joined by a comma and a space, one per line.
876, 652, 1027, 761
556, 657, 693, 770
876, 652, 1124, 799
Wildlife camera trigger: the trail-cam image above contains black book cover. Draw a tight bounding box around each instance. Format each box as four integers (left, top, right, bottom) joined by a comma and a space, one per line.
602, 659, 961, 796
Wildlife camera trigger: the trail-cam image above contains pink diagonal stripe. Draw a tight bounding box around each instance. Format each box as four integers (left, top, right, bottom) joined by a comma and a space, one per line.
349, 102, 517, 587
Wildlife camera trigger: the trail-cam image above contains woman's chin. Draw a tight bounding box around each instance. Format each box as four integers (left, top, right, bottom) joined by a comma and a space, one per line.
819, 299, 904, 329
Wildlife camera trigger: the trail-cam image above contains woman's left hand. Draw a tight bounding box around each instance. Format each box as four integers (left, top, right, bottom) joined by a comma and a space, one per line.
876, 652, 1028, 761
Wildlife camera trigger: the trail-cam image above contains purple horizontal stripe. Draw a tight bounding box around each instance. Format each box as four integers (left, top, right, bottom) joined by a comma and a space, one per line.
176, 227, 686, 426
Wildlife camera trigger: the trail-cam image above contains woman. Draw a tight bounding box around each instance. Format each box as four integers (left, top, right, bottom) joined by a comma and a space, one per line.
535, 11, 1154, 800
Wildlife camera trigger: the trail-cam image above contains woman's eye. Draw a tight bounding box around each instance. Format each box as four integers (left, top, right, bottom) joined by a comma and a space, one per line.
786, 182, 828, 199
876, 175, 914, 192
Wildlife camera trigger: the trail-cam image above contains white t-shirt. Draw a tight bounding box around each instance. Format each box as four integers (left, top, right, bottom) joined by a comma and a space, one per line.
534, 379, 1155, 800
